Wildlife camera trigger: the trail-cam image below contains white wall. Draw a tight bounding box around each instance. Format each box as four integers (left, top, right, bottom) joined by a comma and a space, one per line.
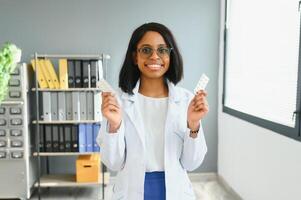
218, 1, 301, 199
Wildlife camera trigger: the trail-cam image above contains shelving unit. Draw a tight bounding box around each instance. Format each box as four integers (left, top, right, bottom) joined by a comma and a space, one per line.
32, 53, 110, 200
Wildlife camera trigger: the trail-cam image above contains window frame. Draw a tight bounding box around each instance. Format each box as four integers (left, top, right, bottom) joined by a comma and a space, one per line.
222, 0, 301, 141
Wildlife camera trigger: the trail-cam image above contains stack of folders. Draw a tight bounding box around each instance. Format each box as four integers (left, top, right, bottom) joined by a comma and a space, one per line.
39, 124, 101, 153
40, 90, 101, 122
30, 59, 103, 122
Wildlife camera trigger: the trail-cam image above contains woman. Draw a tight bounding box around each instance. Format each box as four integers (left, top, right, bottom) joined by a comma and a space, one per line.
98, 22, 208, 200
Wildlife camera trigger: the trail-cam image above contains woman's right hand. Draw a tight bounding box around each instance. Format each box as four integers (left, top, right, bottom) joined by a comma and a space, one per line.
101, 92, 122, 132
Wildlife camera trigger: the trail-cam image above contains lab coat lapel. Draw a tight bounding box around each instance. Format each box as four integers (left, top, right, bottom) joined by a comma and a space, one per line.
121, 81, 146, 150
165, 81, 182, 134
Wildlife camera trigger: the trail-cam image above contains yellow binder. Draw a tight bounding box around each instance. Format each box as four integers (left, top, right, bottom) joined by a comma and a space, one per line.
30, 59, 48, 89
59, 59, 69, 89
43, 59, 60, 89
39, 59, 55, 89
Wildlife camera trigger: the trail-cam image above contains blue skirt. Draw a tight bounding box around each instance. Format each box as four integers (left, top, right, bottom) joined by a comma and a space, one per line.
144, 171, 166, 200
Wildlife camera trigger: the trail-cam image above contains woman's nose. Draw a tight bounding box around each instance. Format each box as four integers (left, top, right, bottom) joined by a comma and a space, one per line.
149, 50, 160, 59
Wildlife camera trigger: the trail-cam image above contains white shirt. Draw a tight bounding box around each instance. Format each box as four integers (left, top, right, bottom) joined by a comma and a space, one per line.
137, 93, 168, 172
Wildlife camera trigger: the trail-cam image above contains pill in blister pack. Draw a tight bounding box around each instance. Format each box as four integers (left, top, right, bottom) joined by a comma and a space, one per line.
97, 78, 115, 93
194, 74, 209, 94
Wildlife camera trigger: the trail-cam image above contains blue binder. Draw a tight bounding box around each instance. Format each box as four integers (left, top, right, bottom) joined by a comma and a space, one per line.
92, 124, 100, 152
85, 124, 93, 152
78, 124, 86, 153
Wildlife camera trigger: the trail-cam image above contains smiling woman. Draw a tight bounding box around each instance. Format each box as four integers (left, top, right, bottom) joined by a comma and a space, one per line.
135, 31, 171, 89
98, 22, 209, 200
119, 23, 183, 95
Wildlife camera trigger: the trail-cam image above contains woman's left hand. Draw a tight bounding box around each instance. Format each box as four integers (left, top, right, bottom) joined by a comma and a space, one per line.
187, 90, 209, 130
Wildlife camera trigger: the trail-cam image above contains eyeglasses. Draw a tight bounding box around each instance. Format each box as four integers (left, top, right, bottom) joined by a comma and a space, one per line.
137, 46, 172, 59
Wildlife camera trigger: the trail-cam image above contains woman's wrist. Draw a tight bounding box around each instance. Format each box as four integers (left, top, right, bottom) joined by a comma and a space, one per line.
187, 121, 200, 139
187, 121, 200, 131
108, 120, 122, 133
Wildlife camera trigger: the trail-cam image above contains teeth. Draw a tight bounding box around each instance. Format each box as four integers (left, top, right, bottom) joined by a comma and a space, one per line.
146, 64, 161, 68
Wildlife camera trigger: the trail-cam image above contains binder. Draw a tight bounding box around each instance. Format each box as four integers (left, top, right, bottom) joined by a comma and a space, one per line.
30, 59, 48, 89
58, 125, 65, 152
79, 92, 87, 120
94, 92, 102, 122
82, 61, 89, 88
86, 124, 93, 152
42, 92, 52, 121
45, 125, 52, 152
78, 124, 86, 153
52, 125, 59, 152
66, 93, 73, 120
72, 92, 80, 121
38, 94, 44, 120
95, 60, 104, 88
67, 60, 75, 88
86, 91, 94, 120
51, 92, 58, 121
71, 125, 79, 152
39, 125, 45, 152
64, 125, 72, 152
90, 61, 97, 88
44, 59, 60, 89
59, 59, 69, 89
58, 92, 66, 120
92, 124, 100, 152
39, 59, 55, 89
74, 60, 82, 88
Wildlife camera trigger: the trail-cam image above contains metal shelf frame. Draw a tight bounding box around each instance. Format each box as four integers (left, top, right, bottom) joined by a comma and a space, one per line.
33, 152, 101, 156
32, 53, 109, 200
33, 173, 110, 188
32, 88, 102, 92
32, 120, 101, 124
1, 100, 24, 105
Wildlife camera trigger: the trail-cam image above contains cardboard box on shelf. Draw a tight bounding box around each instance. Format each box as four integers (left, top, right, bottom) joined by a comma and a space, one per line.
76, 154, 100, 183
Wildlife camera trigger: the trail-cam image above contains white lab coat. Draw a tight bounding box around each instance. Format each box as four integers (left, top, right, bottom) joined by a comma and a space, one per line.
97, 80, 207, 200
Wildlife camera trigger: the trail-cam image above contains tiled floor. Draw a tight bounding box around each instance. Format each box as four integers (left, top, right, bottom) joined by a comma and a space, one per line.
29, 173, 242, 200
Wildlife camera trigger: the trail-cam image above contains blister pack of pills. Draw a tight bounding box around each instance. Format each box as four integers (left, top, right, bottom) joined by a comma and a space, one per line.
97, 78, 115, 93
194, 73, 209, 94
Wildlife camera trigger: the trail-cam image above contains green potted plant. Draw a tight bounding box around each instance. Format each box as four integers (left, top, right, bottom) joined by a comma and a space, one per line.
0, 42, 21, 104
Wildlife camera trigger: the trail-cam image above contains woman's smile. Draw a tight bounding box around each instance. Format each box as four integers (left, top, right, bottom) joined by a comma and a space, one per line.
145, 63, 164, 70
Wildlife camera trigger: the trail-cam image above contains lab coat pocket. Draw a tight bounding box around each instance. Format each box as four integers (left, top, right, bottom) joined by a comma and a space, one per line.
112, 193, 125, 200
183, 187, 196, 199
112, 184, 126, 200
182, 176, 196, 199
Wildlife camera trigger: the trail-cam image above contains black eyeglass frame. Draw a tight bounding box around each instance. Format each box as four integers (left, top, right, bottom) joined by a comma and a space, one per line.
136, 46, 173, 58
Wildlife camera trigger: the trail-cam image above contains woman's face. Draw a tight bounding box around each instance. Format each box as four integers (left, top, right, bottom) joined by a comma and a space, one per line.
134, 31, 170, 80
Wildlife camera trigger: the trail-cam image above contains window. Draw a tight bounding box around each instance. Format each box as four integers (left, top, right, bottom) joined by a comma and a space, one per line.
223, 0, 301, 141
